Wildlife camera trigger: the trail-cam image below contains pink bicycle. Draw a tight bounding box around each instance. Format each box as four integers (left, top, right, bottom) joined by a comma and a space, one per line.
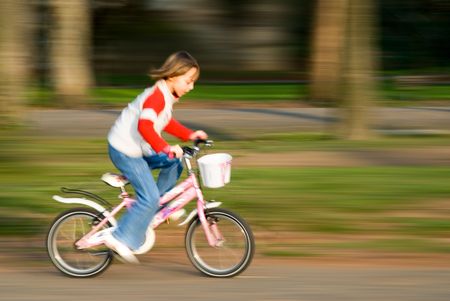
46, 140, 254, 278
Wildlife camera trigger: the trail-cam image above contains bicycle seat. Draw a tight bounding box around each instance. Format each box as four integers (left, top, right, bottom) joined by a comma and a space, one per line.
101, 172, 129, 188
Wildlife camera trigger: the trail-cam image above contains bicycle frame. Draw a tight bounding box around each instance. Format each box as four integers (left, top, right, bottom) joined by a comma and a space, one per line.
75, 155, 223, 251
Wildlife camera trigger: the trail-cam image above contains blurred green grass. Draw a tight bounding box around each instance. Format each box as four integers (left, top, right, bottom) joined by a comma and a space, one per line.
218, 132, 450, 152
28, 82, 450, 107
1, 134, 449, 256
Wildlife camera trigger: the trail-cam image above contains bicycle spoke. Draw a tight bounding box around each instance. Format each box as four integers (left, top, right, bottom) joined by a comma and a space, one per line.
48, 209, 112, 277
186, 209, 254, 277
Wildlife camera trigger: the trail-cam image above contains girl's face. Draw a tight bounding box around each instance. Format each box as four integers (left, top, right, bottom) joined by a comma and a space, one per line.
167, 67, 198, 99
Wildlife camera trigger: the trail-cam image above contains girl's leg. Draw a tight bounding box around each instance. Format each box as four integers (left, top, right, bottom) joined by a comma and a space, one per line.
108, 144, 160, 251
144, 153, 183, 196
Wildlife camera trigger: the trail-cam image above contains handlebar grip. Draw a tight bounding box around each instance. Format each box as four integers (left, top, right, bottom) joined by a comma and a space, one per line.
194, 139, 213, 147
193, 139, 207, 146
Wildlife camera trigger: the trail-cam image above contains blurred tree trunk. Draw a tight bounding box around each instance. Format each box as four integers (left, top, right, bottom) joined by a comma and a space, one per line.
309, 0, 348, 105
339, 0, 378, 139
309, 0, 378, 139
49, 0, 93, 107
0, 0, 32, 127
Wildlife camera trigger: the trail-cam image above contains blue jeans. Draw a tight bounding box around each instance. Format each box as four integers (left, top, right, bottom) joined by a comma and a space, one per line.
108, 144, 183, 250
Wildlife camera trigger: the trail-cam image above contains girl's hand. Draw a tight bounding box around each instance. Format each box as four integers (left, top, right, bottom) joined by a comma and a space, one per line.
169, 145, 183, 159
189, 130, 208, 141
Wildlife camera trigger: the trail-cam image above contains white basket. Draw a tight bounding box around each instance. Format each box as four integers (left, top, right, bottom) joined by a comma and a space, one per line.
197, 153, 232, 188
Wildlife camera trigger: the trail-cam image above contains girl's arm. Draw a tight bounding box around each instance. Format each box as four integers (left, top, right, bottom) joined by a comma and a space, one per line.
163, 118, 193, 141
138, 119, 170, 153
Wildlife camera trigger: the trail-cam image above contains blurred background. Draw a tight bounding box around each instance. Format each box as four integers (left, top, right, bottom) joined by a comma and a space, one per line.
0, 0, 449, 267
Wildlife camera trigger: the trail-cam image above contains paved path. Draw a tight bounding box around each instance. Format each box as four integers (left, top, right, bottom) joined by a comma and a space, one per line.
28, 106, 450, 138
2, 260, 450, 301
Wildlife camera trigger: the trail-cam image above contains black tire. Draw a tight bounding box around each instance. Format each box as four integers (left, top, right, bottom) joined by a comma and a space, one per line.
185, 208, 254, 277
46, 208, 113, 277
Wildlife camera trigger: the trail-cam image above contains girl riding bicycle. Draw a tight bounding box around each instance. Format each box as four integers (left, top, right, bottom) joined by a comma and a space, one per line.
106, 51, 208, 263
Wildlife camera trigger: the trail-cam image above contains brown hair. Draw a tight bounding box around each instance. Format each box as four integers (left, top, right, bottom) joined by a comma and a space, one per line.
149, 51, 200, 81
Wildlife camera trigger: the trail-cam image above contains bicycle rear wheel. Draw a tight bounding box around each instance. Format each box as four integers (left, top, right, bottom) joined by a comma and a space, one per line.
185, 208, 254, 277
47, 208, 113, 277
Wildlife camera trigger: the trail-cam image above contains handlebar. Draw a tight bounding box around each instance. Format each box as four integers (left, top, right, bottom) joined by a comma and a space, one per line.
193, 139, 214, 148
183, 139, 214, 157
168, 139, 213, 159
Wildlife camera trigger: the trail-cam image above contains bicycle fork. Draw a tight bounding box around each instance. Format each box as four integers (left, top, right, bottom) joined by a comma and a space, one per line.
191, 178, 225, 248
165, 173, 224, 248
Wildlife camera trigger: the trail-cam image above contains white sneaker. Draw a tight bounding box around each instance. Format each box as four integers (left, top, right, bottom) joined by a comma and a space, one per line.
103, 233, 139, 264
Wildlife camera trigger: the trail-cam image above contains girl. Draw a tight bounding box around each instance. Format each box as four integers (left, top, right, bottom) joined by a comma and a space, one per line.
105, 51, 207, 263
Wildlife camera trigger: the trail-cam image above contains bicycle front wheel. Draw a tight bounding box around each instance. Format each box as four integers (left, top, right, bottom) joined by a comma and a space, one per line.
185, 208, 254, 277
47, 208, 113, 277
